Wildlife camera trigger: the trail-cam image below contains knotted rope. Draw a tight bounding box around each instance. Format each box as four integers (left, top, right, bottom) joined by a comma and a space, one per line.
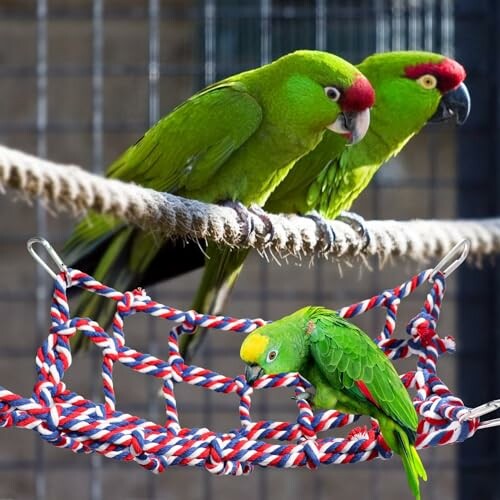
0, 256, 493, 475
1, 143, 500, 264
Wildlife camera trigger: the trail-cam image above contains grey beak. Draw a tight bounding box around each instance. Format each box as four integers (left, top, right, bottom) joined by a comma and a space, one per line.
327, 108, 371, 145
429, 82, 471, 125
245, 365, 263, 386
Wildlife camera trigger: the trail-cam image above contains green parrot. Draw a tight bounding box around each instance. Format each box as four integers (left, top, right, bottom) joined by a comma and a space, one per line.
64, 49, 374, 350
178, 50, 470, 360
240, 306, 427, 499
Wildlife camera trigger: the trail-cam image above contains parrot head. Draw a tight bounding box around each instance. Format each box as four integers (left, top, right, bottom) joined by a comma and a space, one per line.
240, 307, 313, 385
267, 50, 375, 145
358, 51, 470, 133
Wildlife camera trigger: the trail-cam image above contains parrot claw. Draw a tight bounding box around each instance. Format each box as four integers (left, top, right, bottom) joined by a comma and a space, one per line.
219, 202, 275, 243
337, 211, 370, 251
304, 211, 336, 251
292, 388, 315, 402
249, 205, 275, 243
293, 392, 310, 402
219, 200, 254, 240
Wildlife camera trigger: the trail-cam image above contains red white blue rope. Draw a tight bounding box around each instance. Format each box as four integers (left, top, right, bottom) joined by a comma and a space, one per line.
0, 267, 479, 474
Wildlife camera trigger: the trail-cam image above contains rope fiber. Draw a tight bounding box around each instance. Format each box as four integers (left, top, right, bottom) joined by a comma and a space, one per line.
1, 143, 500, 264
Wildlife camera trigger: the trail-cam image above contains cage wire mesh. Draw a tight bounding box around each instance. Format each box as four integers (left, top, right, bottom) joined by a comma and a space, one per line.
0, 1, 488, 499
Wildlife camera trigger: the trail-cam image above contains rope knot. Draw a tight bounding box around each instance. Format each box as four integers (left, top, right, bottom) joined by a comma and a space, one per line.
302, 439, 321, 469
346, 425, 376, 442
129, 429, 146, 457
103, 345, 119, 362
383, 292, 400, 308
34, 381, 57, 407
117, 291, 136, 316
297, 412, 316, 439
133, 287, 150, 301
179, 321, 197, 335
205, 436, 249, 475
0, 412, 12, 428
408, 313, 437, 346
45, 403, 60, 430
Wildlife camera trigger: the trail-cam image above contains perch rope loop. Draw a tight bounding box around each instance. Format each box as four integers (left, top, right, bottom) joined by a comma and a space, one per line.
0, 237, 498, 476
2, 143, 500, 265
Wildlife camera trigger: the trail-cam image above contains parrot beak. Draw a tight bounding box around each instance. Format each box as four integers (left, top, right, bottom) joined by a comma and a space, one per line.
244, 364, 264, 385
429, 82, 471, 125
327, 108, 371, 145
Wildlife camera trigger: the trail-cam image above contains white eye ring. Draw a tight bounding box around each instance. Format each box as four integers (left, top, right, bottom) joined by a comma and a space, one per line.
267, 350, 278, 362
324, 86, 341, 101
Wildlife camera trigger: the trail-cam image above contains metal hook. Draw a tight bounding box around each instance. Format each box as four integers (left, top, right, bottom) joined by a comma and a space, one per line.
429, 239, 470, 282
27, 237, 69, 281
459, 399, 500, 430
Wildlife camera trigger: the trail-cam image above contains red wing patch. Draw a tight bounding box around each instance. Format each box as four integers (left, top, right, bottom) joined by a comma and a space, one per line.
355, 380, 380, 408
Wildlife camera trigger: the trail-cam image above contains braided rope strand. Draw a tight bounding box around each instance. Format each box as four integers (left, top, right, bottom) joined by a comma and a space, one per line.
0, 266, 481, 474
2, 144, 500, 263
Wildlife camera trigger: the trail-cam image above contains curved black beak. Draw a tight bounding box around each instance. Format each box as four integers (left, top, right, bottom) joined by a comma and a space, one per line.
429, 82, 471, 125
245, 364, 263, 386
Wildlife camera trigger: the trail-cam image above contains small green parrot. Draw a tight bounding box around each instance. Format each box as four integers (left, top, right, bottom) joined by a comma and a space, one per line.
179, 50, 470, 360
63, 50, 374, 350
240, 306, 427, 499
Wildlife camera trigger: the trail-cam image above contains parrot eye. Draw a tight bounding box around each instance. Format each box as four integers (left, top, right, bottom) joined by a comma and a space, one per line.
267, 350, 278, 362
416, 74, 438, 90
324, 86, 341, 102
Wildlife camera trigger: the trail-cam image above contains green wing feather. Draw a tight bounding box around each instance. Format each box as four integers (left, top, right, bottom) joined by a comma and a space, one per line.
265, 128, 394, 220
309, 309, 418, 433
63, 82, 262, 270
106, 81, 263, 193
264, 130, 346, 215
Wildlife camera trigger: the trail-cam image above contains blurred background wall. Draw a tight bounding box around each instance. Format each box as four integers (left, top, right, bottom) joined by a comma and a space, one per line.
0, 1, 498, 499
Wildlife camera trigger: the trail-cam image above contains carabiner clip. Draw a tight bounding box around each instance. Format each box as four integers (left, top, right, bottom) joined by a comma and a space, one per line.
429, 239, 470, 283
459, 399, 500, 430
27, 237, 69, 282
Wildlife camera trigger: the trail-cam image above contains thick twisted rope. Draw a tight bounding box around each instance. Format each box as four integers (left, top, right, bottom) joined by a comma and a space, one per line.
1, 143, 500, 263
0, 266, 484, 474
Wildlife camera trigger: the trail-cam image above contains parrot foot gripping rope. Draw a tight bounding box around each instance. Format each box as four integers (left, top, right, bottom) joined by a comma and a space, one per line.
0, 238, 498, 475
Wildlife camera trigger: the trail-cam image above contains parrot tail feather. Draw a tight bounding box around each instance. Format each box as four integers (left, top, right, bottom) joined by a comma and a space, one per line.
396, 430, 427, 500
178, 246, 249, 362
70, 227, 160, 352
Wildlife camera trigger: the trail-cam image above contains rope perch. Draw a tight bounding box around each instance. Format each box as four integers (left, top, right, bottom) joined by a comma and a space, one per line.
1, 143, 500, 263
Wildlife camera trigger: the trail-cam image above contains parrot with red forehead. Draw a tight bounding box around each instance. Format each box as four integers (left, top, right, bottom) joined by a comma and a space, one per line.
63, 49, 374, 351
179, 50, 470, 360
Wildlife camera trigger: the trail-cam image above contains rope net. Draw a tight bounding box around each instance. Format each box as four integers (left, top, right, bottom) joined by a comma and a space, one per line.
0, 262, 484, 475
